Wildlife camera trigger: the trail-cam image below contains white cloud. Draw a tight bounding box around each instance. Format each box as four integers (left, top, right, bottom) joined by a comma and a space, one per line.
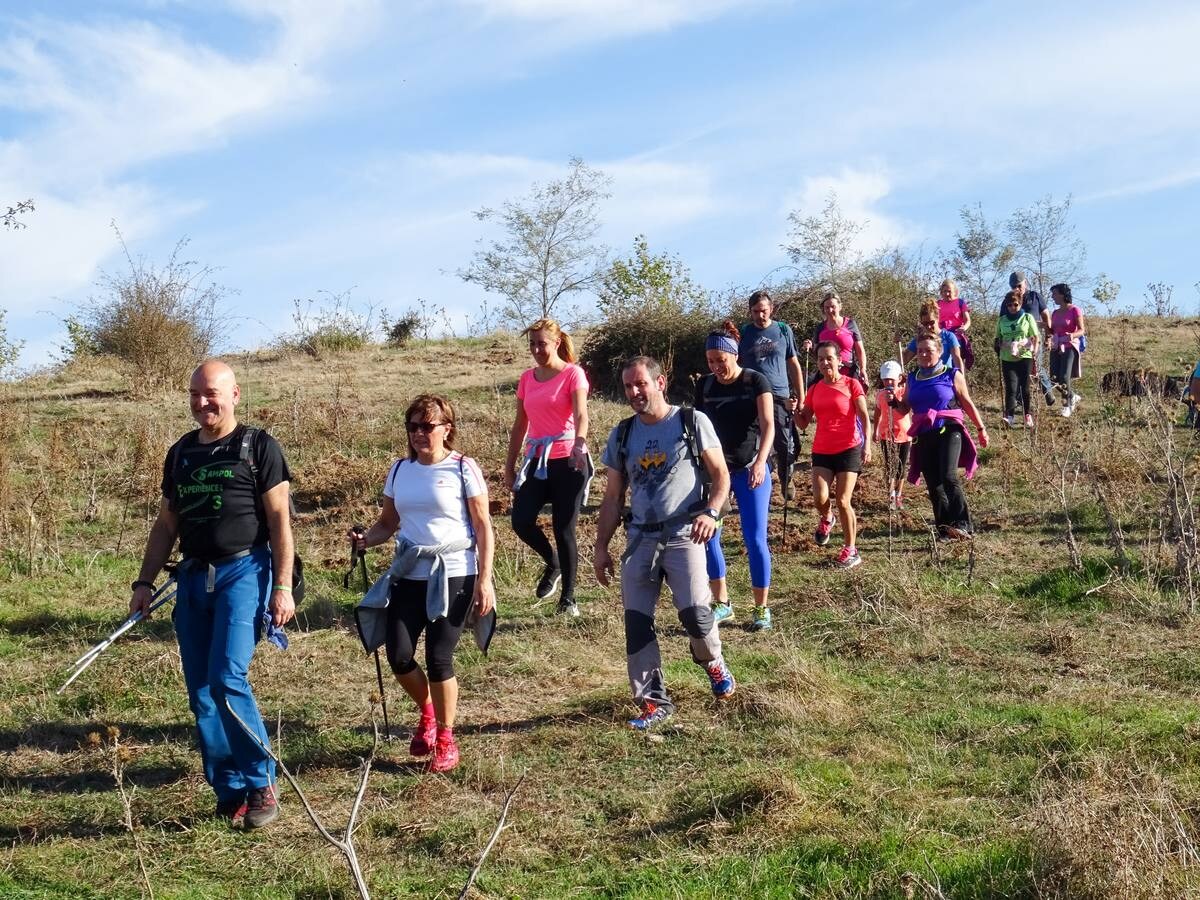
1078, 167, 1200, 203
455, 0, 762, 38
780, 167, 916, 259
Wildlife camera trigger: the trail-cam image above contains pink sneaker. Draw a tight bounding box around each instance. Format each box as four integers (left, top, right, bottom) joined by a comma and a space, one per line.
409, 711, 437, 758
430, 728, 460, 773
834, 546, 862, 569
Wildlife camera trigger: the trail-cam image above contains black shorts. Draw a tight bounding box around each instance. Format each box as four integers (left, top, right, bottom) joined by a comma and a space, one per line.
811, 445, 863, 475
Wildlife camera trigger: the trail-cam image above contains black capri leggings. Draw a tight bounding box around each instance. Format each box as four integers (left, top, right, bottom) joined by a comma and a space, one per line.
511, 456, 587, 598
385, 575, 474, 683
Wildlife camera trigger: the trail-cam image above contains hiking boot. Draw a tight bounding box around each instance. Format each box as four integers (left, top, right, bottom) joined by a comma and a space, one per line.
944, 525, 973, 542
1024, 414, 1034, 428
215, 792, 247, 822
410, 710, 437, 758
627, 702, 672, 731
556, 597, 580, 618
705, 659, 736, 699
814, 516, 833, 546
243, 785, 279, 830
750, 606, 772, 632
712, 602, 734, 624
1002, 415, 1015, 428
430, 728, 460, 773
535, 566, 561, 600
834, 546, 862, 570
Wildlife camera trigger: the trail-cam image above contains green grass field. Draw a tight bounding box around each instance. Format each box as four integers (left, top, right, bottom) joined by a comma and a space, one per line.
1, 317, 1199, 898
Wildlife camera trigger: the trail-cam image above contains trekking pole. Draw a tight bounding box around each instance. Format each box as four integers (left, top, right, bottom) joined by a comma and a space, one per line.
346, 525, 390, 741
58, 574, 178, 694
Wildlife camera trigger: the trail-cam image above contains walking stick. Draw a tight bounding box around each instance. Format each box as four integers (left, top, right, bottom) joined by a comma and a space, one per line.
346, 525, 390, 740
58, 569, 178, 694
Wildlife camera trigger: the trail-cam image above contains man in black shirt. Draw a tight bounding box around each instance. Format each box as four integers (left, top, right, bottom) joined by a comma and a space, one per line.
129, 360, 294, 829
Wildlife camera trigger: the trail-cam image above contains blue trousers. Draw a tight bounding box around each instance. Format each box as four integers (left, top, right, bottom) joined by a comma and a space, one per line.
705, 465, 773, 589
174, 546, 275, 801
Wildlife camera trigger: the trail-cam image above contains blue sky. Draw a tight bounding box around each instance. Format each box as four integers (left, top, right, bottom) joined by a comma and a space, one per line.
2, 0, 1198, 368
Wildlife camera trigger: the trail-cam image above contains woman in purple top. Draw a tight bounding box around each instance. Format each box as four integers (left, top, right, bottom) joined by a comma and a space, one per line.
1048, 283, 1086, 418
892, 333, 989, 540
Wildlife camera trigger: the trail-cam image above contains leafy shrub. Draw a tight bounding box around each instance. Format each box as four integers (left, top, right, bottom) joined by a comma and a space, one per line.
0, 309, 22, 377
381, 309, 423, 348
580, 303, 721, 401
279, 291, 378, 358
72, 237, 228, 394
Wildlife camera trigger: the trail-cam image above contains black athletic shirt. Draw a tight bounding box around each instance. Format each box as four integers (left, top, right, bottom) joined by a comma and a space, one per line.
693, 369, 772, 469
161, 424, 292, 560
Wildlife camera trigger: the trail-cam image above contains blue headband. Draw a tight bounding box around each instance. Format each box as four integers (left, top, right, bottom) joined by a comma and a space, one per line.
705, 334, 739, 355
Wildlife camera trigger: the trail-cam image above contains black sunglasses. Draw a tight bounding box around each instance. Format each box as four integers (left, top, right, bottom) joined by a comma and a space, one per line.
406, 421, 446, 434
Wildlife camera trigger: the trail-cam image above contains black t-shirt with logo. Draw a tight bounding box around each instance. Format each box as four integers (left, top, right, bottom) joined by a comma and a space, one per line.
161, 424, 292, 560
694, 369, 772, 470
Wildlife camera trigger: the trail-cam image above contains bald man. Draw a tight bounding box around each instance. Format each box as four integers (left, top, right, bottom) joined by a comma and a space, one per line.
129, 360, 294, 829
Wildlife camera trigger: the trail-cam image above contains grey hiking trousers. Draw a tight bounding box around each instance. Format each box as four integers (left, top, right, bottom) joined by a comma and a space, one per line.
621, 524, 722, 711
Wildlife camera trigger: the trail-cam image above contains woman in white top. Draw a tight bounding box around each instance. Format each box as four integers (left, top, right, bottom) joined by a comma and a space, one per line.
349, 394, 495, 774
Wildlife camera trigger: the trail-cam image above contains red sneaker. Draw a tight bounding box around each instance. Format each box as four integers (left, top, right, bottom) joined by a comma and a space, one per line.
409, 712, 437, 758
430, 729, 459, 773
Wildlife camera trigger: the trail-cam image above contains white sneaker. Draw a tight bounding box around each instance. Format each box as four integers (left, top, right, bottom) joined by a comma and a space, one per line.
1060, 405, 1073, 418
1024, 414, 1034, 428
1002, 415, 1015, 428
1070, 393, 1082, 407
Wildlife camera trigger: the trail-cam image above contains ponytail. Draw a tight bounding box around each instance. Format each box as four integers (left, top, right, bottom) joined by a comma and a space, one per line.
522, 318, 577, 363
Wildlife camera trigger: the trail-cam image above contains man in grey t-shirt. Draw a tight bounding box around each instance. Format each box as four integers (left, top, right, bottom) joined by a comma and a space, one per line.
596, 355, 736, 731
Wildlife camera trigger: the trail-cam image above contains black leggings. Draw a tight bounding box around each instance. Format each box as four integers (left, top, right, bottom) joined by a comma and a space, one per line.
385, 576, 474, 683
915, 425, 971, 532
511, 456, 586, 598
1002, 358, 1033, 416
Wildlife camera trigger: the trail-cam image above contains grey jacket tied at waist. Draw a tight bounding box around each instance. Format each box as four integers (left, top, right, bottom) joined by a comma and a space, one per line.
355, 535, 474, 654
512, 431, 571, 493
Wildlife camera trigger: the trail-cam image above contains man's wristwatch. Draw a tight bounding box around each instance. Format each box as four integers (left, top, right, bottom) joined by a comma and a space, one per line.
701, 508, 721, 521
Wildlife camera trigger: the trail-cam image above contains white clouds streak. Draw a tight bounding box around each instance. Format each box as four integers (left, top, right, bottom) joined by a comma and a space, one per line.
455, 0, 762, 38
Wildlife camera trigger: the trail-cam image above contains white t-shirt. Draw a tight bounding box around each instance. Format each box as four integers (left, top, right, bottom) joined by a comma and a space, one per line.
381, 452, 486, 578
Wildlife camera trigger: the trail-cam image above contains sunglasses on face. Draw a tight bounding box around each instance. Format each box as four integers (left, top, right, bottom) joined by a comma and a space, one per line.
406, 421, 446, 434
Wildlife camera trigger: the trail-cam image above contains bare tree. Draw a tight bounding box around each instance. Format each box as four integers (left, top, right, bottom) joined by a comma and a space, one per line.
947, 202, 1014, 307
2, 199, 33, 230
784, 193, 864, 291
1144, 282, 1178, 317
1006, 194, 1089, 299
458, 158, 611, 326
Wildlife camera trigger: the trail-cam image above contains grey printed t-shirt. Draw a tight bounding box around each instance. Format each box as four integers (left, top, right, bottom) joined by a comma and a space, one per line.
601, 406, 720, 528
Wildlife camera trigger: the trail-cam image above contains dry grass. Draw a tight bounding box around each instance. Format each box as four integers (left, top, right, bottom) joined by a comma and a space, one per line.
1027, 757, 1200, 899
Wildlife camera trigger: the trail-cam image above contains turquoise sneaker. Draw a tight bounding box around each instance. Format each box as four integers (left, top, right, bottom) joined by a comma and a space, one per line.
712, 602, 734, 624
750, 606, 772, 631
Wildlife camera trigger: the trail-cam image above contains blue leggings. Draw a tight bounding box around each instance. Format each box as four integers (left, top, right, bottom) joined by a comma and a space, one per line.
705, 466, 772, 589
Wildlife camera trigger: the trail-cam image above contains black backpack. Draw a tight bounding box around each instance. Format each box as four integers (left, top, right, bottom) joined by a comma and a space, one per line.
239, 427, 305, 605
613, 406, 718, 519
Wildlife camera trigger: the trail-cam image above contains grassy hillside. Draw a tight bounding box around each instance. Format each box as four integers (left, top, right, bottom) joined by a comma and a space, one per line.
1, 317, 1199, 899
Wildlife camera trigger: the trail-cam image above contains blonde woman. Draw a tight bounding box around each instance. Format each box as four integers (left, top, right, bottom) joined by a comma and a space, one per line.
937, 278, 974, 370
504, 319, 591, 617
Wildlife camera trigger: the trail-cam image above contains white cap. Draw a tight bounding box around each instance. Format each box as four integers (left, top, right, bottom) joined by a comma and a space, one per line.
880, 360, 902, 381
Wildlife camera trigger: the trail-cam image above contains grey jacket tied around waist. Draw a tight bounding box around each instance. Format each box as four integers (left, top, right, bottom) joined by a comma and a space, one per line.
355, 535, 474, 653
511, 431, 570, 493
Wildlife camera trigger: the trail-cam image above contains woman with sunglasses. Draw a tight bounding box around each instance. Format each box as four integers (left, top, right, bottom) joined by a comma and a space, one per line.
902, 299, 964, 372
504, 318, 591, 617
348, 395, 495, 773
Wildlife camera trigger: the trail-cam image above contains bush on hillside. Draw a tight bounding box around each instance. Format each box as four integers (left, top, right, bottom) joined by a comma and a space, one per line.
580, 304, 721, 401
279, 291, 379, 358
381, 308, 423, 348
71, 237, 228, 394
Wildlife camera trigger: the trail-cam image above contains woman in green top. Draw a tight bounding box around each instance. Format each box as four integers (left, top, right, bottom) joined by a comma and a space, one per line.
995, 289, 1041, 427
